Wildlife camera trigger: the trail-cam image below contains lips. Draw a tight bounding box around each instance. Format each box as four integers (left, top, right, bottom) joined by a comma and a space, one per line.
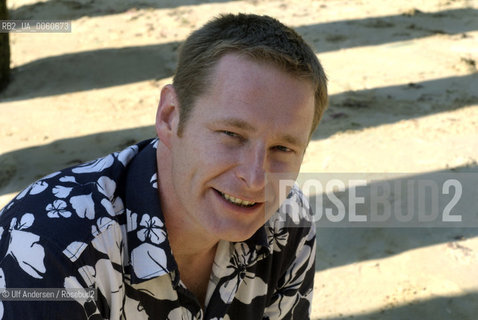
213, 189, 261, 208
220, 191, 256, 207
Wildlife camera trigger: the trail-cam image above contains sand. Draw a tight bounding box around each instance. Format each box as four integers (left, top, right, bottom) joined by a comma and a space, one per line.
1, 0, 477, 319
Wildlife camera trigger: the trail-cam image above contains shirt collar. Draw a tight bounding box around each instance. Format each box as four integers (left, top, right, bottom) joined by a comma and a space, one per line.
122, 138, 271, 284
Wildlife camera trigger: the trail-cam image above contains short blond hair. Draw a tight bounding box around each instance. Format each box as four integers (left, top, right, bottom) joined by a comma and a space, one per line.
173, 13, 328, 137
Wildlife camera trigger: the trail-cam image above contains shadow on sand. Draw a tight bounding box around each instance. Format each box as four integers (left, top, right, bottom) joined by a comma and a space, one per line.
2, 7, 477, 101
10, 0, 239, 20
313, 292, 478, 320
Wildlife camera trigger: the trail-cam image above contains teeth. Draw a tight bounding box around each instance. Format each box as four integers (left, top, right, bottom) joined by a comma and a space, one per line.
221, 192, 256, 207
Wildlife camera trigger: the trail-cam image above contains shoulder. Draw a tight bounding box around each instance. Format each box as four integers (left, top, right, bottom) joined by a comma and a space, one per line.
0, 141, 149, 265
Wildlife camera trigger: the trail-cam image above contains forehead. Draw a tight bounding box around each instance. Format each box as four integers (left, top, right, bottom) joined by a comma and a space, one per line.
192, 53, 315, 143
209, 53, 312, 99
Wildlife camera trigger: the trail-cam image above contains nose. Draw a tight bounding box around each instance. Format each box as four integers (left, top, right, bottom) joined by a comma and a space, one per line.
236, 145, 266, 191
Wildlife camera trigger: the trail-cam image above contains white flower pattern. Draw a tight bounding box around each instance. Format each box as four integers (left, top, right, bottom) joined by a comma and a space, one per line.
216, 242, 268, 305
46, 200, 72, 218
52, 185, 73, 198
5, 214, 46, 279
137, 214, 166, 244
15, 180, 48, 200
70, 193, 95, 220
0, 268, 5, 318
72, 154, 115, 174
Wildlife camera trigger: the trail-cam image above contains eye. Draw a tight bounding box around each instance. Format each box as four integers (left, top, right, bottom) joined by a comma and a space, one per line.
222, 130, 239, 138
273, 145, 293, 153
218, 130, 245, 143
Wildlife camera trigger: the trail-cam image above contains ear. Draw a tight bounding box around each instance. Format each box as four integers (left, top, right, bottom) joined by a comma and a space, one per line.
155, 84, 180, 149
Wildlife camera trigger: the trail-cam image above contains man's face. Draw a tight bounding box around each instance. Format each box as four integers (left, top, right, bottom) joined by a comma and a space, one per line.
165, 53, 315, 242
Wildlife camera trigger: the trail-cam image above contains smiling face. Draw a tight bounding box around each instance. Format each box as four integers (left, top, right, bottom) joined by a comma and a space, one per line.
156, 53, 315, 243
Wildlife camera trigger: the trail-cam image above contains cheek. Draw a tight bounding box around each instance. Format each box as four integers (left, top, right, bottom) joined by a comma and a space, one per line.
265, 169, 300, 209
171, 139, 236, 187
268, 156, 303, 174
200, 136, 240, 165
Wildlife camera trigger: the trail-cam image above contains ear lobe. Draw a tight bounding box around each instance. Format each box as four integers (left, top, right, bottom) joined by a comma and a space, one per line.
155, 84, 180, 149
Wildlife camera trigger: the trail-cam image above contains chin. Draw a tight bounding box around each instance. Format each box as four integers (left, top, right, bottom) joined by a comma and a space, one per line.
219, 226, 261, 243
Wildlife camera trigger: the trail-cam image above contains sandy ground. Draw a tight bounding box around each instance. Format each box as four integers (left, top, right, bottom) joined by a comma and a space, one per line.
1, 0, 478, 319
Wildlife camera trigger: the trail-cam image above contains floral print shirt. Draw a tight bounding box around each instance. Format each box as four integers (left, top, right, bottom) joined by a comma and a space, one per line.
0, 139, 316, 320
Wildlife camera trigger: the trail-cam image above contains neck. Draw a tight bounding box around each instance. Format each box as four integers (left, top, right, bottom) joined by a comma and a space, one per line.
165, 213, 219, 260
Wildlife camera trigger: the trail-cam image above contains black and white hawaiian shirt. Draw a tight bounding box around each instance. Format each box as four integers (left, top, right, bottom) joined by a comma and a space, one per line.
0, 138, 316, 320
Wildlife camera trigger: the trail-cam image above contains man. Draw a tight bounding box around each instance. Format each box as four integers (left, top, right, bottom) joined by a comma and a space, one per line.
0, 13, 327, 319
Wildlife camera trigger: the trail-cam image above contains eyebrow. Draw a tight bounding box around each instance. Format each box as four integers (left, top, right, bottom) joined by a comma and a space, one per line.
212, 118, 305, 148
280, 134, 303, 148
213, 118, 256, 132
